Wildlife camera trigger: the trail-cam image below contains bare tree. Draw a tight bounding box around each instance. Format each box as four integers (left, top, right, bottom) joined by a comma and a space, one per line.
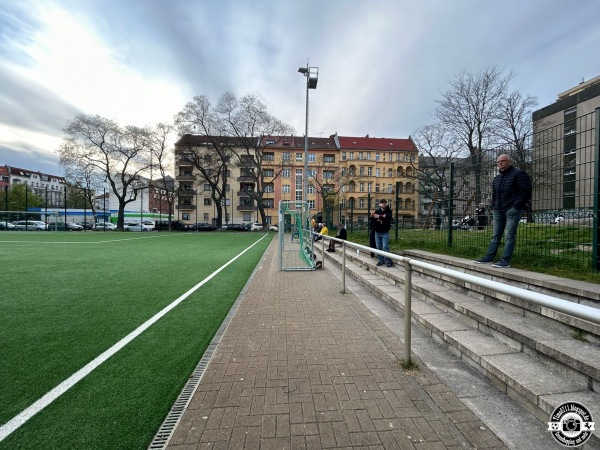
410, 124, 465, 226
57, 114, 153, 229
146, 122, 176, 221
436, 66, 511, 204
62, 160, 106, 218
175, 92, 294, 226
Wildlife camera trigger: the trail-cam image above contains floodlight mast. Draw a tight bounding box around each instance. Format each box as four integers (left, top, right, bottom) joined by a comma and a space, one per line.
298, 64, 318, 212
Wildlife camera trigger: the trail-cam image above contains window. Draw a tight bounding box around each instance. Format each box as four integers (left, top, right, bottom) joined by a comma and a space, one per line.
203, 198, 212, 206
308, 200, 315, 209
182, 213, 190, 220
309, 169, 316, 177
204, 184, 211, 191
282, 184, 290, 193
367, 167, 372, 176
264, 169, 274, 177
323, 170, 334, 179
323, 154, 335, 163
264, 152, 275, 161
375, 153, 380, 161
359, 182, 365, 192
264, 199, 274, 208
367, 182, 372, 192
282, 168, 291, 178
341, 152, 346, 161
265, 184, 274, 193
349, 152, 354, 160
308, 184, 316, 194
376, 168, 380, 177
296, 153, 303, 161
283, 152, 291, 161
359, 198, 365, 208
308, 153, 316, 162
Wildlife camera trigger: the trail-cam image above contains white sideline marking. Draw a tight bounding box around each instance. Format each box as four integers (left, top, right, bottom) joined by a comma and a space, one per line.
0, 235, 268, 442
0, 233, 187, 244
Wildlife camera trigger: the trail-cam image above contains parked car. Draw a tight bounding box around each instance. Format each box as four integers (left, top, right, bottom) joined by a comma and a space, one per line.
77, 221, 96, 230
123, 222, 153, 232
0, 221, 16, 230
14, 220, 48, 231
268, 224, 278, 231
48, 222, 84, 231
226, 223, 249, 231
250, 222, 263, 231
154, 220, 190, 231
95, 222, 117, 230
191, 222, 217, 231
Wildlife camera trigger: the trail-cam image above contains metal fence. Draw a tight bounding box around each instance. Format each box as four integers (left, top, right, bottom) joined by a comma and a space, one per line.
415, 108, 599, 271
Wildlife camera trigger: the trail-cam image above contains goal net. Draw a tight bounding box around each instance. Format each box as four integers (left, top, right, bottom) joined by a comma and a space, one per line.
278, 201, 315, 271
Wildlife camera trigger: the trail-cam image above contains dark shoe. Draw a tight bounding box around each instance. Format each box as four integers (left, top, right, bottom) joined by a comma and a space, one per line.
376, 262, 384, 266
326, 249, 334, 252
386, 262, 393, 267
492, 260, 510, 268
474, 257, 493, 264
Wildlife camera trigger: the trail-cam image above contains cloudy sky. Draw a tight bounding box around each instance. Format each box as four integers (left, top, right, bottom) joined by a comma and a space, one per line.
2, 0, 600, 176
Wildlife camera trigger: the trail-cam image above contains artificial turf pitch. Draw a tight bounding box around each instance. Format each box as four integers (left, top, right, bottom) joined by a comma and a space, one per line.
0, 231, 273, 449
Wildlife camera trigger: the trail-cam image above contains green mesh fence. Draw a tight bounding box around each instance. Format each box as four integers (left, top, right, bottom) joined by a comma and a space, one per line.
278, 201, 315, 271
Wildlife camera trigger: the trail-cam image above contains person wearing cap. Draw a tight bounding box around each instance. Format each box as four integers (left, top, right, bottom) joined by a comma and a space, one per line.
313, 222, 328, 242
326, 222, 347, 252
371, 199, 393, 267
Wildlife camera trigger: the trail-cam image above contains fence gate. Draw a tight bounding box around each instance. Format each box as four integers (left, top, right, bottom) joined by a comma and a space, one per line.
278, 201, 315, 271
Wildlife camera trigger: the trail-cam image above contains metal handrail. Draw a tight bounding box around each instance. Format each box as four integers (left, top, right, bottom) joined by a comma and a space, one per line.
319, 235, 600, 363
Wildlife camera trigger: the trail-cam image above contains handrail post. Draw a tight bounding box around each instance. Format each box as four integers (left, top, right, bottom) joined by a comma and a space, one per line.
403, 259, 412, 363
341, 241, 346, 293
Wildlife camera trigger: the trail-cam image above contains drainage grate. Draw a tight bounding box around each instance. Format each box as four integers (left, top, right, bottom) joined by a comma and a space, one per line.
147, 253, 263, 450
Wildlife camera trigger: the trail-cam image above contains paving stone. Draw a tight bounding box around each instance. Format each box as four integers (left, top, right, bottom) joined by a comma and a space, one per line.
165, 241, 510, 449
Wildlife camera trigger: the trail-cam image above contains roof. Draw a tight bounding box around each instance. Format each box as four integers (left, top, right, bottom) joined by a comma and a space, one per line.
175, 134, 259, 147
337, 136, 417, 152
262, 135, 337, 150
6, 165, 66, 182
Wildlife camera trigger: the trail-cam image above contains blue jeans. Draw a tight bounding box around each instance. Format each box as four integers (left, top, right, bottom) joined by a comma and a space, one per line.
483, 208, 522, 262
375, 231, 391, 264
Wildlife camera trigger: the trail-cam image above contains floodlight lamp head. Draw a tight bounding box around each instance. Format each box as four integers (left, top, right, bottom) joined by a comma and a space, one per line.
298, 67, 308, 74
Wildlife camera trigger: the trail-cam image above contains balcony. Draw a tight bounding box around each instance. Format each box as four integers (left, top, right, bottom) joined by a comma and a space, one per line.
176, 174, 195, 181
237, 203, 256, 211
176, 204, 196, 210
237, 175, 255, 182
237, 190, 254, 197
176, 158, 194, 167
178, 189, 197, 196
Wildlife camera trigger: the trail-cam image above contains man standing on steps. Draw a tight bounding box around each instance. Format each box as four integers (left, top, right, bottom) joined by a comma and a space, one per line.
371, 199, 394, 267
474, 154, 532, 268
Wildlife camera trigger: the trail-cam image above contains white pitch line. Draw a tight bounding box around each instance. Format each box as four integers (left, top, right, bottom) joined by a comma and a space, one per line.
0, 234, 268, 442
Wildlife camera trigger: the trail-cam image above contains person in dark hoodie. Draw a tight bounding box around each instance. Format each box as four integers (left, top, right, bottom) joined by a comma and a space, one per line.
371, 199, 394, 267
474, 154, 532, 268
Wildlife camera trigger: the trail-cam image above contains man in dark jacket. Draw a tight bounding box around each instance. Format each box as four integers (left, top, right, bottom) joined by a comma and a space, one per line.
371, 199, 394, 267
326, 222, 347, 252
474, 154, 532, 268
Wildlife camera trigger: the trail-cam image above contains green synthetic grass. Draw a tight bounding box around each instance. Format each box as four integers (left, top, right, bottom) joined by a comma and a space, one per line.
0, 231, 273, 449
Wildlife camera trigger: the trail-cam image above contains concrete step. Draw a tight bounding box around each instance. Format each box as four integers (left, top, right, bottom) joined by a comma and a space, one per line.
317, 247, 600, 447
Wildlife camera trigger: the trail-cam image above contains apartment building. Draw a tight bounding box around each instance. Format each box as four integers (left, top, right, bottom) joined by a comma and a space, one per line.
174, 133, 419, 227
2, 165, 66, 206
336, 135, 418, 226
532, 75, 600, 211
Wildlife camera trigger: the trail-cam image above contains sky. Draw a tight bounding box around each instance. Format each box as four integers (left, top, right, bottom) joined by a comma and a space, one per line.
1, 0, 600, 177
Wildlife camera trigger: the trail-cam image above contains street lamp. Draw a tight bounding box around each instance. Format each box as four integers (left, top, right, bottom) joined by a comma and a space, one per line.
298, 64, 318, 206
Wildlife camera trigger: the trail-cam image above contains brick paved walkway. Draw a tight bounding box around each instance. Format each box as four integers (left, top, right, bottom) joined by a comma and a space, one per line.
165, 241, 507, 449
